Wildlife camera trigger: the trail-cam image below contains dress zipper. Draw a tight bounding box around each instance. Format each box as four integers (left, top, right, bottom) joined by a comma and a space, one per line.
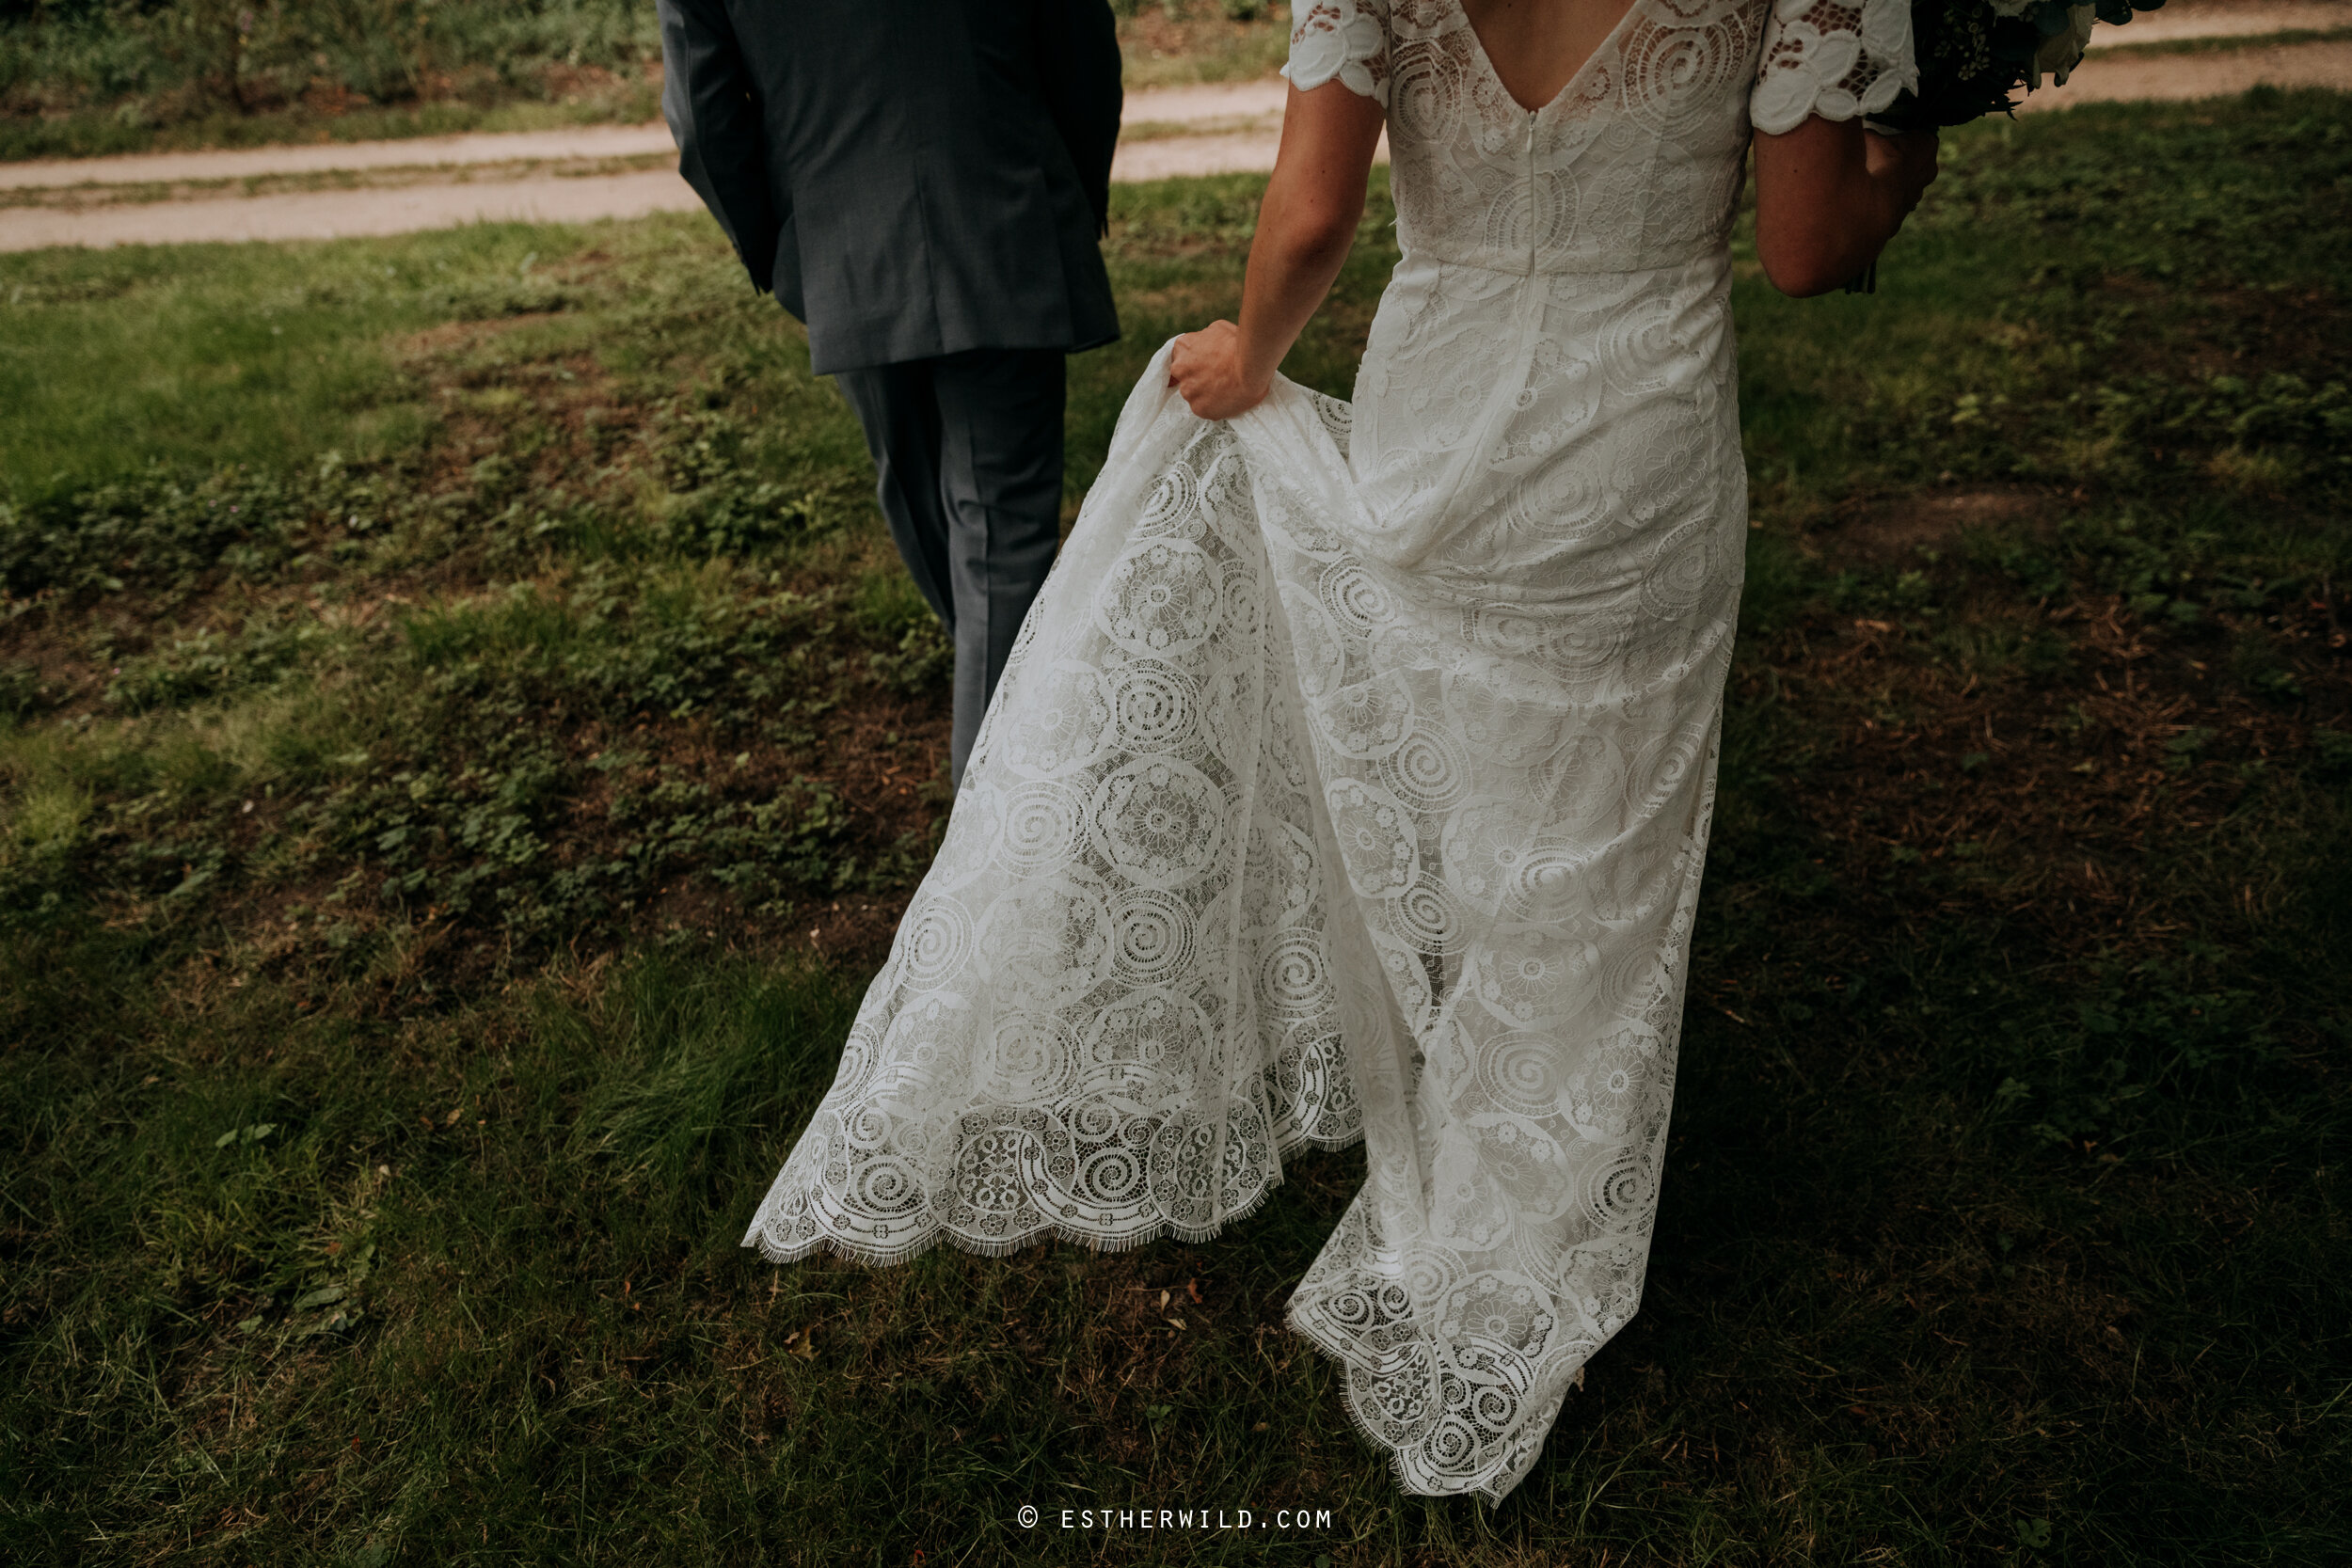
1525, 109, 1538, 277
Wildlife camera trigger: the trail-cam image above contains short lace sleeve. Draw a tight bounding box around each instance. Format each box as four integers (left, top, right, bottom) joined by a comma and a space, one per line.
1283, 0, 1391, 106
1750, 0, 1919, 135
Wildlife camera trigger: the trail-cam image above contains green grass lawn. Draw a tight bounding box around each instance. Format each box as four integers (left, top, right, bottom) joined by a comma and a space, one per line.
2, 89, 2348, 1565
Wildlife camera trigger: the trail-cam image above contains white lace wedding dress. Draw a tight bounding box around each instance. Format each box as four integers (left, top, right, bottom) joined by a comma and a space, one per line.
743, 0, 1914, 1503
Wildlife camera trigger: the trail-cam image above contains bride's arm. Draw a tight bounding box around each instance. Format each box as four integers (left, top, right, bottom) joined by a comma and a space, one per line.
1752, 116, 1940, 298
1168, 80, 1387, 420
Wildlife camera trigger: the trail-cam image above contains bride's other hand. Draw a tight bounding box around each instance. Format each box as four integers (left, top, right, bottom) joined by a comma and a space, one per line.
1865, 127, 1941, 218
1170, 320, 1272, 420
1753, 116, 1940, 297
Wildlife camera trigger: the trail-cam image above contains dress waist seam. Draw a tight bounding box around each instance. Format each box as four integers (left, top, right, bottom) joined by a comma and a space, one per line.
1393, 245, 1729, 279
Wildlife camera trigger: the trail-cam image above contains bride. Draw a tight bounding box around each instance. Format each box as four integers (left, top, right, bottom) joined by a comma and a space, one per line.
744, 0, 1937, 1502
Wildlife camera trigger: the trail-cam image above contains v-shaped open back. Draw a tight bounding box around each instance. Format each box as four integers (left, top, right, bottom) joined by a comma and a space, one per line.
1372, 0, 1764, 277
1454, 0, 1645, 116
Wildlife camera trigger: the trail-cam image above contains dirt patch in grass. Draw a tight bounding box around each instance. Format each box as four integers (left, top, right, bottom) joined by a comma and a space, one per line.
1762, 578, 2347, 964
1820, 486, 2058, 567
2090, 274, 2352, 382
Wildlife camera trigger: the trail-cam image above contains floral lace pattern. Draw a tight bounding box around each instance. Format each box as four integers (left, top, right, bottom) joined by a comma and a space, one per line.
742, 395, 1366, 1268
1751, 0, 1919, 135
1286, 0, 1393, 103
743, 0, 1909, 1506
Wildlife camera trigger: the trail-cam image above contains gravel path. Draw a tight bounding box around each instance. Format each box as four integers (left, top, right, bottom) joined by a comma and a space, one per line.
0, 82, 1282, 197
1, 7, 2345, 253
0, 168, 697, 252
0, 122, 680, 194
2026, 38, 2352, 108
2084, 0, 2351, 43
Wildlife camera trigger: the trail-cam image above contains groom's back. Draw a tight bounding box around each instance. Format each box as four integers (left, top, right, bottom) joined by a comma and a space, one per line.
670, 0, 1122, 374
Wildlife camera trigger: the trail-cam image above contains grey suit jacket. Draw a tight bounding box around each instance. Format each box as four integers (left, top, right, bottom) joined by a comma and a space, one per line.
657, 0, 1123, 376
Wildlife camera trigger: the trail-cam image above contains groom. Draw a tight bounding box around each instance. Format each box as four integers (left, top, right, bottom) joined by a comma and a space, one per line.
656, 0, 1125, 785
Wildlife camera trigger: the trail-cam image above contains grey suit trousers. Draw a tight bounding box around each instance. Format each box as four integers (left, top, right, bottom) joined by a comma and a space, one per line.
834, 348, 1064, 786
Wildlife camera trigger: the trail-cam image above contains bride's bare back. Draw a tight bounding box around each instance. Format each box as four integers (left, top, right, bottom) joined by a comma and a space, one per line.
1456, 0, 1640, 111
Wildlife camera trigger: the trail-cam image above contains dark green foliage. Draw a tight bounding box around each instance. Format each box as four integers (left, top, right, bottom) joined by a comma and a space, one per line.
0, 0, 661, 157
853, 568, 954, 698
649, 405, 850, 561
103, 618, 327, 710
0, 458, 379, 597
0, 657, 48, 718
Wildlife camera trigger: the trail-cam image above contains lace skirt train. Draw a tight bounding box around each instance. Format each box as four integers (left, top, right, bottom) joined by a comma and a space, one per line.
742, 338, 1738, 1502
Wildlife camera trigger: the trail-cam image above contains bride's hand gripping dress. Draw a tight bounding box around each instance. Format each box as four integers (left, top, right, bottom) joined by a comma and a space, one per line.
743, 0, 1920, 1503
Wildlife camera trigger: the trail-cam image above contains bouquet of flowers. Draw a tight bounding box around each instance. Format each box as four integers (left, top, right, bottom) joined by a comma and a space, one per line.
1868, 0, 2169, 134
1841, 0, 2166, 289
